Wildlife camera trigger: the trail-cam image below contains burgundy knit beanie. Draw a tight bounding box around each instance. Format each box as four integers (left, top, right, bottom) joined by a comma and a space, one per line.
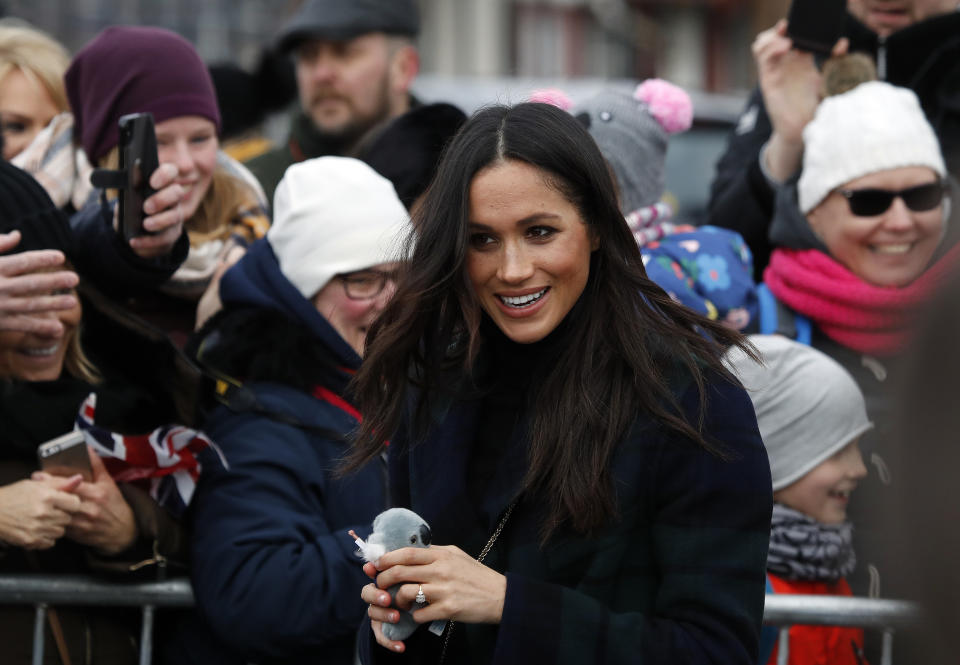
65, 26, 221, 163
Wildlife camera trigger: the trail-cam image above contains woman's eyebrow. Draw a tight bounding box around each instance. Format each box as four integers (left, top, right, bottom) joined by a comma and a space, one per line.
468, 213, 562, 230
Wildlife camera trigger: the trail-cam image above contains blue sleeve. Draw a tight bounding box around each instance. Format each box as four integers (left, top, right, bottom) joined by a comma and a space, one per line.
69, 196, 187, 296
189, 404, 385, 661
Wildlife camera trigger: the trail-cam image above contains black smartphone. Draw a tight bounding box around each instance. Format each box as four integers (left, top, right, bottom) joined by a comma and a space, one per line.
37, 431, 93, 482
116, 112, 159, 240
786, 0, 846, 56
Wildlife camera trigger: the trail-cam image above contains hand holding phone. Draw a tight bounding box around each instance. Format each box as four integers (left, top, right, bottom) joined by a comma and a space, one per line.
90, 112, 160, 241
37, 430, 93, 482
116, 113, 160, 240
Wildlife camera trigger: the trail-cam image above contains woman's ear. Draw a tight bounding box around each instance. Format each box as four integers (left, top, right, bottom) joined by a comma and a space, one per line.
590, 228, 600, 251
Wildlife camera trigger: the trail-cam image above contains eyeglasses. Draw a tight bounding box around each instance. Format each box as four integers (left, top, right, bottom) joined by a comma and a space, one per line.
838, 181, 945, 217
338, 269, 397, 300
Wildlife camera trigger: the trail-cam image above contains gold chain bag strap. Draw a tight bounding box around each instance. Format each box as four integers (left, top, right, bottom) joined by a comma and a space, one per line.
436, 498, 518, 665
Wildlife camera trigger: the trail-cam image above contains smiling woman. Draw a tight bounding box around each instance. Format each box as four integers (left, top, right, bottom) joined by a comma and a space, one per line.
0, 21, 70, 161
344, 102, 773, 665
0, 160, 194, 665
65, 26, 271, 339
179, 157, 414, 664
466, 160, 596, 344
764, 81, 956, 356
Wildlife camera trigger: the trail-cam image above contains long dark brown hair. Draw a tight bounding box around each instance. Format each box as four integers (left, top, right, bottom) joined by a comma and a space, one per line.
345, 103, 753, 540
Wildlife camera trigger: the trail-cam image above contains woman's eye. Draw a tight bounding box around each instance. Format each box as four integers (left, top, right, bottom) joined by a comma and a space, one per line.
468, 233, 495, 248
191, 134, 214, 145
1, 121, 26, 134
528, 226, 556, 239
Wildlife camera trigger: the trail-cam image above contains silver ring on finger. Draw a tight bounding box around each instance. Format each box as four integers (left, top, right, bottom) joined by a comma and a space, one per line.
415, 584, 426, 604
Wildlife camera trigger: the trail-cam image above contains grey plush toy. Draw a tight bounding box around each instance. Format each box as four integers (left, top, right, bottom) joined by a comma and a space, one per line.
350, 507, 432, 641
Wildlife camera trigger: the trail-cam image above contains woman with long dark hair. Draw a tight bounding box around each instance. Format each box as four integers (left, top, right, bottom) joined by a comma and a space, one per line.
346, 102, 772, 664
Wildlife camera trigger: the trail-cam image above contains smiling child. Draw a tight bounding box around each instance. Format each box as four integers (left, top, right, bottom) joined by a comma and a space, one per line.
727, 334, 873, 665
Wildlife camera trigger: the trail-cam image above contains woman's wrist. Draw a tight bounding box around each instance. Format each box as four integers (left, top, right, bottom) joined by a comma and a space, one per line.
764, 132, 804, 183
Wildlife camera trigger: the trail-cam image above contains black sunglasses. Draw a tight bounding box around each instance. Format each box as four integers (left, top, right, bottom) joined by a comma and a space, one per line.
838, 181, 945, 217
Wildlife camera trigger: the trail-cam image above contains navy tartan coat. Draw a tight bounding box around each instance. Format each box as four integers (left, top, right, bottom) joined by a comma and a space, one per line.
359, 368, 772, 665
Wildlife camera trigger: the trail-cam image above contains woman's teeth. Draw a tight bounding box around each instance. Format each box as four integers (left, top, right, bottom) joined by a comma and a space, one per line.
21, 345, 58, 357
499, 288, 547, 308
872, 243, 911, 255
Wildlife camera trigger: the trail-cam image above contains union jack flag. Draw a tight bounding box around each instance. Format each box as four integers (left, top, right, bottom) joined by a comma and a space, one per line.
74, 393, 227, 517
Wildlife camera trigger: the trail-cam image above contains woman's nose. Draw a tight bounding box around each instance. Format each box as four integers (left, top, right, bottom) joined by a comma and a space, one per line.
497, 244, 534, 283
881, 197, 918, 232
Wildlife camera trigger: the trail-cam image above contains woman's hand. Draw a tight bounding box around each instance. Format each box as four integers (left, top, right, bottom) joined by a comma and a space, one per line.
195, 244, 246, 330
753, 19, 848, 182
361, 569, 408, 654
362, 545, 508, 652
0, 231, 79, 335
125, 163, 187, 259
0, 475, 83, 549
41, 448, 138, 555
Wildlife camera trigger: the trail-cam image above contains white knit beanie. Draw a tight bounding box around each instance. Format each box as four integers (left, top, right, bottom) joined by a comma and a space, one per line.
267, 156, 410, 299
798, 81, 946, 214
724, 335, 873, 491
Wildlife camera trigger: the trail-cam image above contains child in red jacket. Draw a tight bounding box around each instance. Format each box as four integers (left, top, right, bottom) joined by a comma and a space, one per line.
728, 334, 872, 665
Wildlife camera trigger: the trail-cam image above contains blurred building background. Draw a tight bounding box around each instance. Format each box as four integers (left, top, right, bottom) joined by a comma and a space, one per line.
3, 0, 790, 94
0, 0, 793, 221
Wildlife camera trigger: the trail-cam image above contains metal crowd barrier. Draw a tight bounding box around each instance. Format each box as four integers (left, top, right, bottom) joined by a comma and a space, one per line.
0, 575, 193, 665
763, 594, 921, 665
0, 575, 921, 665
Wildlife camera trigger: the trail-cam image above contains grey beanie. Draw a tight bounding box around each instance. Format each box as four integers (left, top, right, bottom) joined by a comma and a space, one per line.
571, 79, 692, 215
725, 335, 873, 491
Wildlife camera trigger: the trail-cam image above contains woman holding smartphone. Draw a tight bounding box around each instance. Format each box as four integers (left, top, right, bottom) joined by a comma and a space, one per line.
345, 102, 773, 664
0, 161, 186, 665
65, 25, 269, 341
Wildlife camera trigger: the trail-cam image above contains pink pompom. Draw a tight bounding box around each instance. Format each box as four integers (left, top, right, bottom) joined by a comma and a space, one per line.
528, 88, 574, 111
634, 79, 693, 134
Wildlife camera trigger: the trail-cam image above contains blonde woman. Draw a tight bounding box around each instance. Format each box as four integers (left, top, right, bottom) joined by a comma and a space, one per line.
0, 19, 69, 160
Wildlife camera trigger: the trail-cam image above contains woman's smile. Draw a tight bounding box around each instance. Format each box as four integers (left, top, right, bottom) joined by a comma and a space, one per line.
495, 286, 550, 314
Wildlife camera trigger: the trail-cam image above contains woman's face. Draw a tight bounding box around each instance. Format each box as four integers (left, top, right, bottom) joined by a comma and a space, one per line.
312, 262, 401, 356
467, 160, 597, 344
0, 68, 60, 160
155, 115, 219, 221
0, 289, 81, 381
807, 166, 945, 287
774, 438, 868, 525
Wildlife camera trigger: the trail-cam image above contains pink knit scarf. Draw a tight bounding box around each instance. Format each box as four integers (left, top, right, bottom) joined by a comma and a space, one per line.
764, 245, 960, 355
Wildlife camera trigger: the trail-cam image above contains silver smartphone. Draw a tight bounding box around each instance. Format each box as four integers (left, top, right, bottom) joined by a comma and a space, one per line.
37, 431, 93, 482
